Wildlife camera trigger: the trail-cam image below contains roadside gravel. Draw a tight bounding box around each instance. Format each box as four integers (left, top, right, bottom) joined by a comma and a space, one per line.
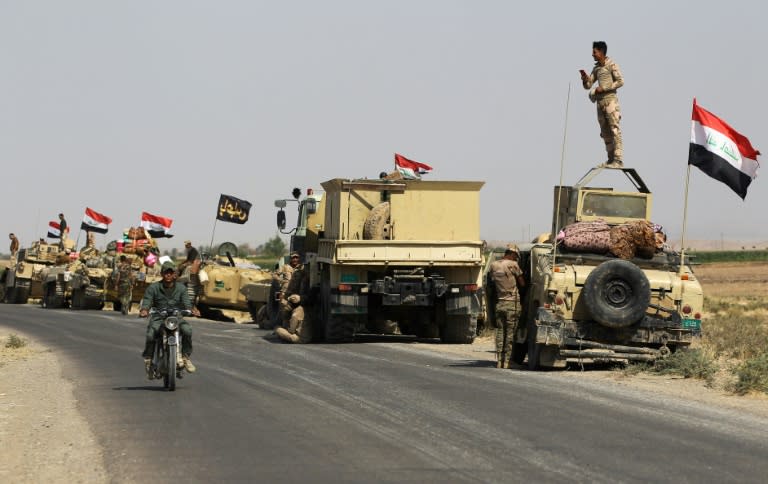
0, 331, 107, 484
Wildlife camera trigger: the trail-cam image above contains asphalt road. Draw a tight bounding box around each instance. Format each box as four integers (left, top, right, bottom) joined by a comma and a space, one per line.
1, 304, 767, 483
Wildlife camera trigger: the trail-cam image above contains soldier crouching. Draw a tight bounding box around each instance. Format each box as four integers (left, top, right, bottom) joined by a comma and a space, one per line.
274, 254, 312, 344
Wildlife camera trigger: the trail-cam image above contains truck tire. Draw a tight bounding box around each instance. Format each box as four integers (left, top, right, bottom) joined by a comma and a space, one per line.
582, 259, 650, 328
15, 286, 30, 305
440, 314, 477, 344
363, 202, 391, 240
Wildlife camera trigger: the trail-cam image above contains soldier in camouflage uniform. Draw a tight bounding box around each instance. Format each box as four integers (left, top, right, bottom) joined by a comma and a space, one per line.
274, 253, 312, 344
275, 252, 300, 325
114, 255, 134, 315
489, 245, 526, 369
581, 41, 625, 168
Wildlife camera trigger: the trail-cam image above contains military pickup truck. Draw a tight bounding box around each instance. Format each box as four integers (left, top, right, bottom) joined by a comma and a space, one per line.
487, 166, 704, 369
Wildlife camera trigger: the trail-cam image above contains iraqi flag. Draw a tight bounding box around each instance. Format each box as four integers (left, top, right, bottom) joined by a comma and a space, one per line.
47, 221, 61, 239
395, 153, 433, 180
689, 99, 760, 199
140, 212, 174, 238
81, 207, 112, 234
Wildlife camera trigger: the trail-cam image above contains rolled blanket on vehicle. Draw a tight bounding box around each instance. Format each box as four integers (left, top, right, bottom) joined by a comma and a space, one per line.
609, 221, 656, 259
557, 221, 611, 253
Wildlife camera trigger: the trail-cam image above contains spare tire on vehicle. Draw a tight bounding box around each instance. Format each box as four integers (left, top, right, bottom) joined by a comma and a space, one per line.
582, 259, 650, 328
363, 202, 391, 240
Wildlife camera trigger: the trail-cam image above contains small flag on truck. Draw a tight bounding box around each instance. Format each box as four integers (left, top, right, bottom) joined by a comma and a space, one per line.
216, 194, 252, 224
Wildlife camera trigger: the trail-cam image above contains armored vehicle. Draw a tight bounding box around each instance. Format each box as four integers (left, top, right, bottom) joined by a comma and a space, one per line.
489, 167, 703, 369
275, 178, 486, 343
2, 241, 60, 304
182, 242, 273, 321
41, 255, 111, 310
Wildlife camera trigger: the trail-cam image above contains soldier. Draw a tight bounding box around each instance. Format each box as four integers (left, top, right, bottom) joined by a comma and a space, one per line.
58, 213, 69, 250
581, 41, 625, 168
489, 244, 526, 369
9, 233, 19, 262
274, 252, 300, 323
274, 252, 312, 344
79, 232, 99, 259
114, 255, 134, 315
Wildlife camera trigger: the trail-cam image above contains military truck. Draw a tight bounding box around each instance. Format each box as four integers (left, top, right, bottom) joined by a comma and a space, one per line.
490, 167, 704, 369
2, 241, 61, 304
185, 242, 273, 321
273, 178, 486, 343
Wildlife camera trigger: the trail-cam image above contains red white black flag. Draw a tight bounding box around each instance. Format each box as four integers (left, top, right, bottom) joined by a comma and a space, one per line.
140, 212, 174, 238
81, 207, 112, 234
47, 221, 61, 239
689, 98, 760, 199
395, 153, 433, 180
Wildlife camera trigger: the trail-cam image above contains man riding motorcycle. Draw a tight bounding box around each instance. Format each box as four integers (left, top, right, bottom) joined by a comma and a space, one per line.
139, 261, 200, 377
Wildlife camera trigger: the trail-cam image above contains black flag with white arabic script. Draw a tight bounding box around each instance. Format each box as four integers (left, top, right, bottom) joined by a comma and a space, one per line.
216, 194, 252, 224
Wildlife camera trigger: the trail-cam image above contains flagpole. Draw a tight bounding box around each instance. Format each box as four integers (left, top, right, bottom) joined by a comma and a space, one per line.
679, 164, 692, 275
208, 219, 218, 260
552, 82, 572, 268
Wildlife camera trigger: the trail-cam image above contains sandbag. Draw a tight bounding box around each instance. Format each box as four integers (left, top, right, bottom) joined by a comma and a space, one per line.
557, 221, 611, 254
609, 221, 656, 260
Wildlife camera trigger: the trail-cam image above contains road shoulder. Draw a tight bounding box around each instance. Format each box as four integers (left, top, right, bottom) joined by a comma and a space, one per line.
0, 331, 108, 483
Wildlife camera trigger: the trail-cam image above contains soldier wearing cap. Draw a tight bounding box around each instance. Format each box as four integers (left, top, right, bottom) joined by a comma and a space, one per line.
139, 261, 201, 376
9, 233, 19, 262
488, 244, 526, 368
274, 252, 312, 343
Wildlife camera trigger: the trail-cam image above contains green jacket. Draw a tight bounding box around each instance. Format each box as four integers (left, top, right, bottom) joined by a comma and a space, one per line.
140, 281, 192, 317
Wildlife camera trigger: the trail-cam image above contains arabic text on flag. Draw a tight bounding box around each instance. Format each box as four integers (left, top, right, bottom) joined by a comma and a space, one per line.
217, 194, 251, 224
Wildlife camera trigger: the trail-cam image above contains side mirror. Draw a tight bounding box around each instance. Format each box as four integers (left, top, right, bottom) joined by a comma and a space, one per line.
277, 209, 286, 230
305, 198, 317, 214
274, 199, 287, 209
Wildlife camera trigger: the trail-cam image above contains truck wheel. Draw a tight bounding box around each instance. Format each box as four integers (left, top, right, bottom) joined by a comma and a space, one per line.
582, 260, 650, 328
363, 202, 391, 240
440, 314, 477, 344
113, 300, 123, 312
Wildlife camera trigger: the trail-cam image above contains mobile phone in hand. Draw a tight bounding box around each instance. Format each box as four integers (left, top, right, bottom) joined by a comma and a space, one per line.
579, 69, 587, 76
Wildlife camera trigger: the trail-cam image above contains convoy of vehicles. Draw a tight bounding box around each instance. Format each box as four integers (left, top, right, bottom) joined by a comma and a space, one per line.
1, 165, 706, 371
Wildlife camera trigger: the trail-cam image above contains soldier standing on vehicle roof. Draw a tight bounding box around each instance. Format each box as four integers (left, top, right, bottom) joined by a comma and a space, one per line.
58, 213, 69, 251
275, 253, 312, 344
581, 41, 624, 168
489, 245, 526, 369
9, 233, 19, 262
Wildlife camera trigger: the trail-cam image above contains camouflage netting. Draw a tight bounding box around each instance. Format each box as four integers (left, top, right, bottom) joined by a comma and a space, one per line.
609, 220, 656, 260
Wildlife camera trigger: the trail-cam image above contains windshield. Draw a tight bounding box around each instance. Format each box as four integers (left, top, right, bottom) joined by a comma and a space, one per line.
581, 192, 647, 219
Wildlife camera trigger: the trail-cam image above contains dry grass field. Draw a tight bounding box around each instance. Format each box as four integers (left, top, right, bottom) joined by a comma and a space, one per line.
653, 261, 768, 395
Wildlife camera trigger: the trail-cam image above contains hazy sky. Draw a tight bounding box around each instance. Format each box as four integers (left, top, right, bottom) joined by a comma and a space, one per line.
2, 0, 766, 251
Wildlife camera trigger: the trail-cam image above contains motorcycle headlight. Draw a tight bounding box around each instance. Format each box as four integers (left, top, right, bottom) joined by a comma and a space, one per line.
164, 317, 179, 331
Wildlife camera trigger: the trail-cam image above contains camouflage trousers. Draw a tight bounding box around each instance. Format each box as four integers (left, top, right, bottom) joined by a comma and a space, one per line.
118, 284, 132, 315
495, 300, 521, 369
596, 96, 623, 162
142, 317, 193, 358
275, 305, 312, 344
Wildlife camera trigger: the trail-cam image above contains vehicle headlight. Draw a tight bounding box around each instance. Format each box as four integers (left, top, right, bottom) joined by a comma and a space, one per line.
164, 317, 179, 330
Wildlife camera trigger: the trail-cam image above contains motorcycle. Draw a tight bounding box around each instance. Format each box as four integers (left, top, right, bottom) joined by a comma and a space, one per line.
147, 308, 192, 391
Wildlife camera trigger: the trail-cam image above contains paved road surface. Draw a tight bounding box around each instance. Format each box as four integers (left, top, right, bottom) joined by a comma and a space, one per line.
1, 304, 767, 483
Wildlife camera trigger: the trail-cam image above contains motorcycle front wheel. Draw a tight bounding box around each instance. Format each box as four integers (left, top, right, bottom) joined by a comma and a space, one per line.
165, 345, 177, 391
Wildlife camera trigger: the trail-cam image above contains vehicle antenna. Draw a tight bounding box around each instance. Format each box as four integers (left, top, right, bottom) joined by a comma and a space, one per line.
552, 83, 572, 269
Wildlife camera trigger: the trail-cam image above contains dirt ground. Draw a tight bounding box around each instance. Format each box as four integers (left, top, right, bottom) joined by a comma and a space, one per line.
0, 262, 766, 479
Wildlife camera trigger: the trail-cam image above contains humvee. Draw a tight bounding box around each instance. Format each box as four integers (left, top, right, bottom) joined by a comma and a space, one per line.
488, 167, 703, 369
